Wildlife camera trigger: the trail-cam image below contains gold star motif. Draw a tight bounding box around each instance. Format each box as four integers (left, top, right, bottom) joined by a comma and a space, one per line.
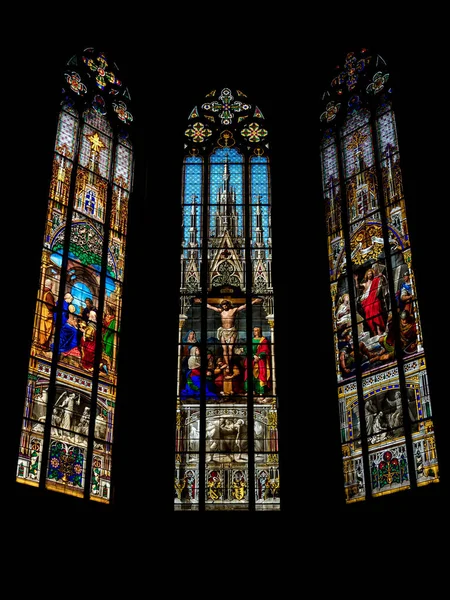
88, 132, 105, 154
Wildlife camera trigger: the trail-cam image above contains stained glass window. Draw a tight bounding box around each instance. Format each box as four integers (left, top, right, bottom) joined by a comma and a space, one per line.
175, 89, 280, 510
16, 48, 134, 503
320, 49, 439, 503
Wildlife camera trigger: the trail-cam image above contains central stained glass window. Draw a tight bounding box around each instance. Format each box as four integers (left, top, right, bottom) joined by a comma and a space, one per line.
174, 88, 280, 510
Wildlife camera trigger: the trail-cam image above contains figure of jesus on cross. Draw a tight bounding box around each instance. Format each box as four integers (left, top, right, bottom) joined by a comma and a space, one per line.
194, 297, 262, 367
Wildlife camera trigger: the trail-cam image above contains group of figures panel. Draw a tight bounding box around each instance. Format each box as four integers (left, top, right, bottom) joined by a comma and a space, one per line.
183, 409, 276, 462
342, 377, 439, 503
179, 298, 273, 404
335, 253, 419, 380
175, 401, 279, 508
30, 378, 109, 446
34, 256, 119, 381
18, 371, 112, 499
175, 465, 280, 507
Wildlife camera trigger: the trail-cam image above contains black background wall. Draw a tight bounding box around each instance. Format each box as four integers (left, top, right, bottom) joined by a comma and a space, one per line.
6, 25, 447, 536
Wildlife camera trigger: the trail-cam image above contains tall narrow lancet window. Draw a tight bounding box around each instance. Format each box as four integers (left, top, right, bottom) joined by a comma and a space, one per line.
174, 88, 280, 510
16, 48, 134, 503
320, 49, 439, 503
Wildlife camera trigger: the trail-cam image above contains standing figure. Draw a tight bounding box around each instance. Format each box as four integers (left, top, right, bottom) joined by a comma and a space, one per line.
223, 362, 242, 396
80, 310, 97, 372
102, 303, 117, 374
254, 420, 265, 456
214, 357, 227, 395
185, 470, 196, 501
233, 418, 247, 460
399, 310, 417, 353
365, 396, 378, 438
189, 422, 200, 452
82, 297, 97, 324
387, 390, 403, 429
75, 406, 90, 445
56, 390, 80, 437
181, 329, 198, 385
336, 292, 352, 336
370, 411, 388, 444
397, 270, 413, 314
36, 278, 56, 351
205, 420, 218, 462
219, 418, 237, 462
244, 326, 271, 396
258, 470, 269, 501
355, 268, 386, 337
215, 356, 242, 397
50, 292, 76, 355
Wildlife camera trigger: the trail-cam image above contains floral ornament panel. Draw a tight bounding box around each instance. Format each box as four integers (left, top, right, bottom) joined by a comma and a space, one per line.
113, 101, 133, 124
371, 449, 409, 491
48, 442, 84, 488
332, 50, 372, 93
185, 122, 212, 143
65, 71, 87, 96
241, 123, 268, 143
320, 101, 341, 123
63, 50, 133, 131
202, 88, 251, 125
82, 50, 122, 94
367, 71, 390, 95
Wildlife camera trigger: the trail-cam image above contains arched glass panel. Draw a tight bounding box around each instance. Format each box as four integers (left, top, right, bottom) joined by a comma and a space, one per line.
320, 49, 439, 503
175, 89, 280, 510
16, 48, 134, 503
